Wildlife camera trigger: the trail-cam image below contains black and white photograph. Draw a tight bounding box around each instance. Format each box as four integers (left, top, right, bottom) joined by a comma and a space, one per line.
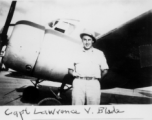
0, 0, 152, 119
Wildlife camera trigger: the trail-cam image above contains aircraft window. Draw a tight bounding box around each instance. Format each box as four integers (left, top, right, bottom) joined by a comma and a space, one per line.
54, 21, 59, 26
49, 21, 59, 28
53, 21, 76, 35
54, 27, 65, 33
54, 21, 68, 33
49, 22, 53, 27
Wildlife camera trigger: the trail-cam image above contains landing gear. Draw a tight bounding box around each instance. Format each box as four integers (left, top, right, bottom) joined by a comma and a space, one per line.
38, 81, 72, 105
22, 78, 72, 105
22, 78, 43, 103
38, 98, 61, 106
22, 86, 39, 103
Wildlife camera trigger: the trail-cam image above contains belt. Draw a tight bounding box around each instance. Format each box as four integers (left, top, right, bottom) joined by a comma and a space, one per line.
76, 76, 98, 80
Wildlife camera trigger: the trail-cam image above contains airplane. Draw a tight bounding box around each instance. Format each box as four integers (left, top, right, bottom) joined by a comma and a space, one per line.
0, 1, 152, 105
0, 1, 99, 105
96, 10, 152, 90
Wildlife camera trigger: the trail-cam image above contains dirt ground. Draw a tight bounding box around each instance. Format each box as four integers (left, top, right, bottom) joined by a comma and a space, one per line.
0, 70, 152, 106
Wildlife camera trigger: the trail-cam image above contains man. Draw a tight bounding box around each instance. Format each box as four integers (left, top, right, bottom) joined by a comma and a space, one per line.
69, 29, 109, 105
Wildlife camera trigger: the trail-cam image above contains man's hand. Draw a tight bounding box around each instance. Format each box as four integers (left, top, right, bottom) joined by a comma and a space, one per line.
72, 71, 80, 77
101, 69, 108, 79
68, 68, 74, 76
68, 68, 80, 77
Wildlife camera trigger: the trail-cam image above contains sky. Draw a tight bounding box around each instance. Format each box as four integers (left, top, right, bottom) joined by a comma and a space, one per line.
0, 0, 152, 36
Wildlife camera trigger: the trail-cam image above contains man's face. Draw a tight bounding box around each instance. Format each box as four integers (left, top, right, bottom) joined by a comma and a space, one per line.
82, 35, 94, 50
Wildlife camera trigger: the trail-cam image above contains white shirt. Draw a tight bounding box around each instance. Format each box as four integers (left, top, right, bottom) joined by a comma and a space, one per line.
69, 47, 109, 78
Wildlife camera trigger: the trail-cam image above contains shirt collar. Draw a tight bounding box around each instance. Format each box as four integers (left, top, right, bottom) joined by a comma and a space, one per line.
82, 47, 94, 52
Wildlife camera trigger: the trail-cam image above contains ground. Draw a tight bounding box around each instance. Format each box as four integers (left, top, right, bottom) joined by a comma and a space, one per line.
0, 70, 71, 105
0, 70, 152, 106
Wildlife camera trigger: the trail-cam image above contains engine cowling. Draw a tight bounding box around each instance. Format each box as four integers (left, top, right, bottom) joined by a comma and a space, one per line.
3, 20, 80, 82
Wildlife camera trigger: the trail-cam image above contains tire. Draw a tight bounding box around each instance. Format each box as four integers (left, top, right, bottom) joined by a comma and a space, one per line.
22, 86, 39, 103
38, 98, 61, 106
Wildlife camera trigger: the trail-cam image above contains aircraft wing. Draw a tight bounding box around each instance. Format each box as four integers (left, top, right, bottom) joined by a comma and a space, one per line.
94, 10, 152, 89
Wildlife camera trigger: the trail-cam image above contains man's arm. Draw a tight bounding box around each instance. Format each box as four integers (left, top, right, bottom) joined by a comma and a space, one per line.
68, 68, 74, 76
68, 63, 80, 77
101, 69, 108, 79
68, 68, 80, 77
99, 51, 109, 79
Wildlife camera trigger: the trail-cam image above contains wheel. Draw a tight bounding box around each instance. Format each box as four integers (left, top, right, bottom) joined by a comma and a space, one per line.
22, 86, 39, 103
38, 98, 61, 106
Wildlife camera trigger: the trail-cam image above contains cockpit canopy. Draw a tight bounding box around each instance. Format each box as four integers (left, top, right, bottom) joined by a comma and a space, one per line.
48, 18, 100, 42
48, 19, 80, 35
